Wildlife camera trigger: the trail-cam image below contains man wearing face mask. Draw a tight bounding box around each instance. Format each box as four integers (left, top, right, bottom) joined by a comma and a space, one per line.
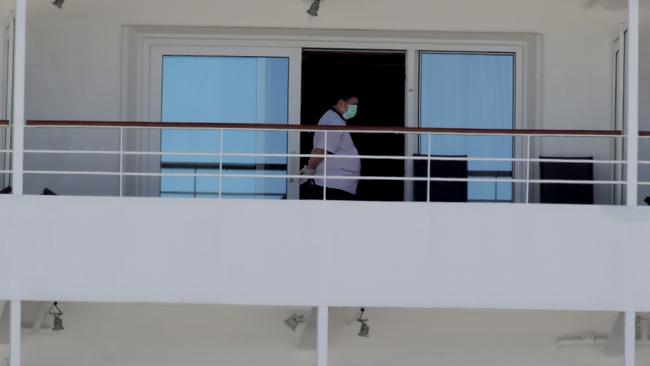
301, 95, 360, 200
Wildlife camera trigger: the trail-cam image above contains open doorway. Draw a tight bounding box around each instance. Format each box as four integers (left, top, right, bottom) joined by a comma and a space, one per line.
300, 49, 406, 201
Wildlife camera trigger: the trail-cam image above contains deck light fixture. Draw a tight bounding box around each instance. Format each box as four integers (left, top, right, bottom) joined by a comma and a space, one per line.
52, 0, 64, 9
357, 308, 369, 337
49, 302, 64, 331
284, 313, 305, 331
306, 0, 320, 16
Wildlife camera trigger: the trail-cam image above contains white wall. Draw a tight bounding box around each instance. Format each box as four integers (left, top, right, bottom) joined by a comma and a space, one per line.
22, 0, 625, 127
1, 196, 650, 311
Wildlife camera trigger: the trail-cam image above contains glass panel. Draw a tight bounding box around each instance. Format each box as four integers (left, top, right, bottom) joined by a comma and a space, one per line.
419, 52, 514, 202
161, 55, 289, 199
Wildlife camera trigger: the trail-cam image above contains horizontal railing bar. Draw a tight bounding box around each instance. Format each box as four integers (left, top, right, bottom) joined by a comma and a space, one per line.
468, 170, 513, 177
24, 149, 121, 155
161, 162, 287, 171
25, 120, 624, 137
158, 166, 511, 177
22, 169, 626, 185
20, 149, 627, 165
161, 191, 286, 197
0, 120, 8, 126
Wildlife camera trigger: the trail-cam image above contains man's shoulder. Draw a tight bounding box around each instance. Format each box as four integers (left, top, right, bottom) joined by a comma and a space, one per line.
318, 109, 345, 126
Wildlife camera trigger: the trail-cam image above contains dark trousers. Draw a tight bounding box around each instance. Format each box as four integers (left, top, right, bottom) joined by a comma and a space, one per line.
303, 181, 357, 201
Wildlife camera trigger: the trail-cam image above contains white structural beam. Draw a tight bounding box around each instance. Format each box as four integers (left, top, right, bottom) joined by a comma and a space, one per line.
317, 306, 328, 366
626, 0, 639, 205
10, 0, 25, 195
9, 301, 20, 366
625, 311, 636, 366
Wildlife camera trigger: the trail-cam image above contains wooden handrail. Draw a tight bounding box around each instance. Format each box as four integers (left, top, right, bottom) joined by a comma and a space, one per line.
25, 120, 624, 136
0, 120, 8, 126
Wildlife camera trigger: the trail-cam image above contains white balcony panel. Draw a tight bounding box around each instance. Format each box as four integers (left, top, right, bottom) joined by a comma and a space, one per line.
0, 196, 649, 311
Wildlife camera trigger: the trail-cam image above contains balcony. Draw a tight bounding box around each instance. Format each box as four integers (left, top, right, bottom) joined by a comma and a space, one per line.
1, 120, 647, 205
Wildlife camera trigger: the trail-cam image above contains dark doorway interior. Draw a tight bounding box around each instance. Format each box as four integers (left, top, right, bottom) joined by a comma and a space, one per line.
300, 49, 406, 201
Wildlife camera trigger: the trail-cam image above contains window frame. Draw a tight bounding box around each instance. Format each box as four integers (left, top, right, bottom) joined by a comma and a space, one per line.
417, 50, 519, 202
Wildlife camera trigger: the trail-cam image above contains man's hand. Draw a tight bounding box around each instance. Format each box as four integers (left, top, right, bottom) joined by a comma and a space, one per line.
299, 166, 316, 185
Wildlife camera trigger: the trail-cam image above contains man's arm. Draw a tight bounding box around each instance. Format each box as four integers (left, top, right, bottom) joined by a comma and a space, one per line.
307, 148, 325, 170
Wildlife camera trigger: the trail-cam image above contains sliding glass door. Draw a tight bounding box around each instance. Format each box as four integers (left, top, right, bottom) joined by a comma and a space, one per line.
419, 51, 515, 202
148, 46, 301, 199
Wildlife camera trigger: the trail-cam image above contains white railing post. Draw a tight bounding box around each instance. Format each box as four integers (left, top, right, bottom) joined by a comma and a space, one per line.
11, 0, 26, 195
525, 135, 531, 203
10, 300, 21, 366
627, 0, 640, 206
119, 127, 124, 197
218, 128, 224, 199
625, 311, 636, 366
317, 306, 329, 366
426, 133, 431, 202
323, 130, 328, 201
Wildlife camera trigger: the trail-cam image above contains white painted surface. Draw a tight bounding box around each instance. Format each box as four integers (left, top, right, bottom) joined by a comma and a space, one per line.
625, 311, 636, 366
627, 0, 639, 206
1, 196, 650, 311
317, 306, 328, 366
21, 0, 624, 126
10, 0, 24, 195
9, 301, 19, 366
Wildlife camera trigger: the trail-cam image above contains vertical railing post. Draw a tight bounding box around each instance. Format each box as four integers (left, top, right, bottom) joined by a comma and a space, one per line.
11, 0, 26, 195
525, 135, 531, 204
193, 168, 198, 198
323, 130, 328, 201
119, 127, 124, 197
317, 306, 329, 366
426, 133, 431, 202
218, 128, 224, 199
10, 300, 21, 366
626, 0, 640, 206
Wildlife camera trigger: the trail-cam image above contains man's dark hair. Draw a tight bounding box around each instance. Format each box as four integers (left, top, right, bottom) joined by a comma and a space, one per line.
335, 95, 358, 103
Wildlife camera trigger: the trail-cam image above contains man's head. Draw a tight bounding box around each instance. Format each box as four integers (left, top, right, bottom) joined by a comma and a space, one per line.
334, 95, 359, 120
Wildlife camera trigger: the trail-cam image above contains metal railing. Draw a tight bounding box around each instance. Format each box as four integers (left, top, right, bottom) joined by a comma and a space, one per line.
0, 120, 638, 204
637, 132, 650, 201
0, 120, 12, 191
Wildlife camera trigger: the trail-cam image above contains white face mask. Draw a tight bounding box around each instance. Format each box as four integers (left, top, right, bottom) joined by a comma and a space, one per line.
343, 105, 358, 120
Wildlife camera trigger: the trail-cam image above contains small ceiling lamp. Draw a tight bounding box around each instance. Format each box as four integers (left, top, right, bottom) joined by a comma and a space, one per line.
49, 302, 64, 331
52, 0, 64, 9
306, 0, 320, 16
284, 313, 305, 331
357, 308, 369, 337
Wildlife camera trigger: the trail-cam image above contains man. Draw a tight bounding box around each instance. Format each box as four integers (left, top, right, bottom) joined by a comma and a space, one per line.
301, 95, 360, 200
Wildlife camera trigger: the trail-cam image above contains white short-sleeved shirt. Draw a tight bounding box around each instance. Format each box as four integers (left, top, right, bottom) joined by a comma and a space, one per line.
313, 109, 361, 194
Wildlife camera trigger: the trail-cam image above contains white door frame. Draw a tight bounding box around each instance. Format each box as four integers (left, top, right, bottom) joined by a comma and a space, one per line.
414, 48, 524, 202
